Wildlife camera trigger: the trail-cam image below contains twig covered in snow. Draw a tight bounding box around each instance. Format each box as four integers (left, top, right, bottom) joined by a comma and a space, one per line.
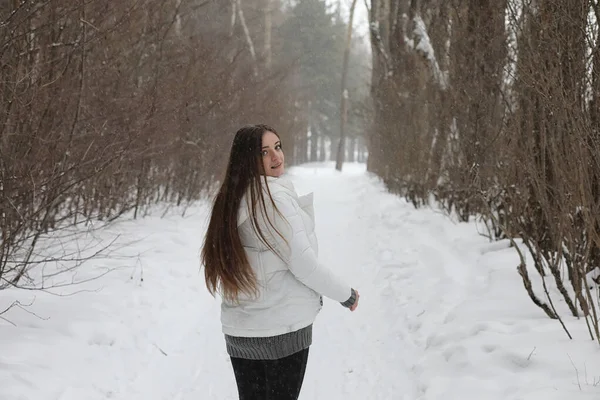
0, 297, 44, 326
568, 354, 582, 390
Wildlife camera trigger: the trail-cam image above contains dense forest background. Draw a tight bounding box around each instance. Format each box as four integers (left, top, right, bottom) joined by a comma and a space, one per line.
0, 0, 371, 290
368, 0, 600, 341
3, 0, 600, 341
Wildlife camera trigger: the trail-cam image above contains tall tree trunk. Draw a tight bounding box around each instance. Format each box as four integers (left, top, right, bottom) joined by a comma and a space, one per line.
263, 0, 272, 69
319, 135, 327, 161
450, 0, 507, 215
335, 0, 359, 171
236, 0, 258, 76
348, 137, 356, 162
310, 126, 318, 162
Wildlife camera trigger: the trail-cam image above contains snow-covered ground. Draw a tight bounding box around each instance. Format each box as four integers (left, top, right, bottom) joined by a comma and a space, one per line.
2, 162, 600, 400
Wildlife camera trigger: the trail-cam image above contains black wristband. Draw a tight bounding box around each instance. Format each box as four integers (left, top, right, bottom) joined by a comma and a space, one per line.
340, 288, 357, 308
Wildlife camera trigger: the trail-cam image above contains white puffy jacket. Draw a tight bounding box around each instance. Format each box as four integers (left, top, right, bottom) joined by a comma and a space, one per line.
220, 175, 352, 337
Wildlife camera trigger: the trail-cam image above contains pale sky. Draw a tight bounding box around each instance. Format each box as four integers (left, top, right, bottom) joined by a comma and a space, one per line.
328, 0, 370, 39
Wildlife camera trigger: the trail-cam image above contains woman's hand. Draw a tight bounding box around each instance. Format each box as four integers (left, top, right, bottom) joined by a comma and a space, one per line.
350, 290, 359, 311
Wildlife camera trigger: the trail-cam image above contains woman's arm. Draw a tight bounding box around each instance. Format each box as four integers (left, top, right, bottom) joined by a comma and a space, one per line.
261, 192, 354, 304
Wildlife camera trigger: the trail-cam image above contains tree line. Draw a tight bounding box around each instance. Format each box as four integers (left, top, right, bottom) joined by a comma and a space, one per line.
0, 0, 370, 292
366, 0, 600, 342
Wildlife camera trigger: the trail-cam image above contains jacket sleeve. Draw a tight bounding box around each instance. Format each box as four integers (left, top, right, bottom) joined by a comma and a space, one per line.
260, 192, 353, 303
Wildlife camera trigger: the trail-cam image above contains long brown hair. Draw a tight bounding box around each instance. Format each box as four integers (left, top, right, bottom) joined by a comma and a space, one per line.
201, 124, 284, 303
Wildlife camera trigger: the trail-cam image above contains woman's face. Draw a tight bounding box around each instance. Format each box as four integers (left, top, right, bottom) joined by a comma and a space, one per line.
261, 131, 285, 177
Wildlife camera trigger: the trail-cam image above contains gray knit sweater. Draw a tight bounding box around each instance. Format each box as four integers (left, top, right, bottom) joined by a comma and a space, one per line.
225, 289, 358, 360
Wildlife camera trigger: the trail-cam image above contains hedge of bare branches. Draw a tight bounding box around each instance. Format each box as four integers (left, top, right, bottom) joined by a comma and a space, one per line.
367, 0, 600, 341
0, 0, 312, 290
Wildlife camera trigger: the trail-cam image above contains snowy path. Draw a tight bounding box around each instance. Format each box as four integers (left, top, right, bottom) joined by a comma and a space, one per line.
289, 165, 483, 399
2, 162, 600, 400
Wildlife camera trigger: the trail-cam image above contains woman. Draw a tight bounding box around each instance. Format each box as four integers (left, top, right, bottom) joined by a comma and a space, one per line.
201, 124, 359, 400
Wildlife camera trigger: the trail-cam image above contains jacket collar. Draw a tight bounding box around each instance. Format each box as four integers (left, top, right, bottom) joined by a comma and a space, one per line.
237, 174, 296, 226
264, 174, 296, 196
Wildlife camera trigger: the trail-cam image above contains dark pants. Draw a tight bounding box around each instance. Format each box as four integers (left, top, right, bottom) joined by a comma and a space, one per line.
230, 348, 310, 400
